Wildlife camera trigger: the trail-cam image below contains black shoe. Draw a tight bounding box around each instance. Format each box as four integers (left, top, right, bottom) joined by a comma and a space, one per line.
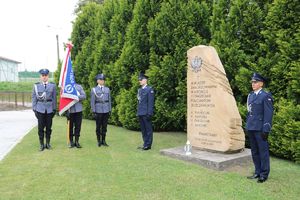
39, 144, 45, 151
142, 146, 151, 151
75, 142, 82, 148
98, 142, 101, 147
101, 135, 109, 146
257, 177, 267, 183
102, 141, 109, 147
45, 143, 51, 149
69, 141, 75, 148
247, 174, 260, 179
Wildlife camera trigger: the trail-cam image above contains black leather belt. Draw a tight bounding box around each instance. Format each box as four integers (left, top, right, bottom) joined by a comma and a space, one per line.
95, 100, 109, 103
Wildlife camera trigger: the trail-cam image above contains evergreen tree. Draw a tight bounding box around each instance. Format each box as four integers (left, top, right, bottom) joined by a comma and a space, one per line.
147, 0, 210, 130
258, 0, 300, 162
70, 2, 101, 118
87, 0, 135, 123
90, 0, 135, 87
68, 0, 300, 162
259, 0, 300, 102
71, 2, 100, 59
210, 0, 267, 103
113, 0, 162, 128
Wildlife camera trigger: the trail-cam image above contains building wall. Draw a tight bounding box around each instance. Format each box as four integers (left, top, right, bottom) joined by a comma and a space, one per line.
0, 59, 19, 82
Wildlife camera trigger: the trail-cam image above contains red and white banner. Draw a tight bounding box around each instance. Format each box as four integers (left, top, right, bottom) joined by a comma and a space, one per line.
58, 43, 79, 115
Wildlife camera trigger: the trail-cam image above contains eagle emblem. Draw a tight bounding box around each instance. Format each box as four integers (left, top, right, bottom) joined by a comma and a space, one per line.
191, 56, 202, 73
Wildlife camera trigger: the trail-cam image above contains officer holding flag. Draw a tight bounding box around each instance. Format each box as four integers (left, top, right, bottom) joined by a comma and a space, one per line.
66, 82, 86, 148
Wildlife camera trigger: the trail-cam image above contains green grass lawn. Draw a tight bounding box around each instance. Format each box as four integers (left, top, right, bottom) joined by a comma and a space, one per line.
0, 81, 35, 92
0, 117, 299, 200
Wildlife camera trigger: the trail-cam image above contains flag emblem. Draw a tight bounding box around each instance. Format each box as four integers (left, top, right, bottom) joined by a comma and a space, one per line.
58, 43, 79, 115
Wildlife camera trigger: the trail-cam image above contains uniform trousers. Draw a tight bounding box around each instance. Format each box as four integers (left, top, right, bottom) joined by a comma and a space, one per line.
36, 111, 53, 141
95, 113, 109, 136
138, 115, 153, 148
69, 112, 83, 138
248, 130, 270, 178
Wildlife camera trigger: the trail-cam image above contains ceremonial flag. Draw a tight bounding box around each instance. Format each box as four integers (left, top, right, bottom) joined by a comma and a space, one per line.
58, 43, 79, 115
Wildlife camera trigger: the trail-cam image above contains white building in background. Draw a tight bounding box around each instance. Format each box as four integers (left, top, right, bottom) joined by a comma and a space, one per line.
0, 56, 20, 82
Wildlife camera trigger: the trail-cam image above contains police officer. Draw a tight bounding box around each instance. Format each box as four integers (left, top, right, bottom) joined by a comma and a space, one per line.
91, 73, 111, 147
66, 83, 86, 148
137, 73, 155, 150
32, 69, 57, 151
246, 73, 274, 183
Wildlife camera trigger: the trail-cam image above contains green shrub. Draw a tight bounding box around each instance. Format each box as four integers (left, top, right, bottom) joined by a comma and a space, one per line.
269, 98, 300, 163
116, 88, 139, 130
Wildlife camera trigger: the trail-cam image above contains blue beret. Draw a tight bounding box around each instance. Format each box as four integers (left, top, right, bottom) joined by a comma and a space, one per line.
251, 73, 265, 82
138, 73, 148, 81
39, 68, 49, 75
96, 73, 105, 80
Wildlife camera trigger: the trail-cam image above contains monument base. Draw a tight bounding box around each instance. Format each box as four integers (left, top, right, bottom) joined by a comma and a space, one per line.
160, 146, 252, 171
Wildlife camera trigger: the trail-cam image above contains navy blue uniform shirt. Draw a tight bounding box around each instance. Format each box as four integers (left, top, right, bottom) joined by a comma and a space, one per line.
137, 85, 154, 116
246, 90, 274, 133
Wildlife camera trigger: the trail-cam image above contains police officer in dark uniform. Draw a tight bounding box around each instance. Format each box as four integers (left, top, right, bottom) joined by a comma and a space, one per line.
246, 73, 274, 183
32, 69, 57, 151
90, 74, 112, 147
137, 73, 155, 150
66, 83, 86, 148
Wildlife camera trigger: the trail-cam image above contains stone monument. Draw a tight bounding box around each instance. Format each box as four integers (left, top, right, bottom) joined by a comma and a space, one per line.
160, 45, 251, 170
187, 45, 245, 152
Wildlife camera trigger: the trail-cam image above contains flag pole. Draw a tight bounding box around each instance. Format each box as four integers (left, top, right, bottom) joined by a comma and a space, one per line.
67, 119, 70, 145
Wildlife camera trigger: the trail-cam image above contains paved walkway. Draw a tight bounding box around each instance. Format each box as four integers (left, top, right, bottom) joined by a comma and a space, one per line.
0, 109, 37, 161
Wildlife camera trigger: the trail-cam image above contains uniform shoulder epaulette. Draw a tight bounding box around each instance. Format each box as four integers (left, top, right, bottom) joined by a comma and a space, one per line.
267, 92, 273, 98
148, 86, 154, 93
49, 82, 55, 84
263, 91, 273, 102
262, 90, 271, 96
35, 82, 40, 85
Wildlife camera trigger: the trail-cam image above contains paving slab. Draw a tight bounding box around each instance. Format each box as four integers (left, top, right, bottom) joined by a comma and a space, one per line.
0, 110, 37, 161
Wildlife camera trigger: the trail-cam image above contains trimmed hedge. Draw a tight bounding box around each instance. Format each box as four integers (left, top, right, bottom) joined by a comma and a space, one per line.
55, 0, 300, 162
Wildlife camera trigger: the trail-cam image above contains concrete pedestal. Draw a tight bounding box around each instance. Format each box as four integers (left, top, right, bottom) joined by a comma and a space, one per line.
160, 146, 252, 171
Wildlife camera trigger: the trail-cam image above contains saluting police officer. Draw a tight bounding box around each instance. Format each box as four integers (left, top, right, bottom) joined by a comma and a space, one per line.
90, 74, 111, 147
32, 69, 57, 151
66, 83, 86, 148
137, 73, 155, 151
246, 73, 274, 183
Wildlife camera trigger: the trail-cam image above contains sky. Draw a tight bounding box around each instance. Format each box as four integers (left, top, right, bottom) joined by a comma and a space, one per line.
0, 0, 78, 72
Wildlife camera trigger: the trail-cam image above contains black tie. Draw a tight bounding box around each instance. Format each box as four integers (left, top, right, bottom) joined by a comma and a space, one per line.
44, 84, 47, 89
